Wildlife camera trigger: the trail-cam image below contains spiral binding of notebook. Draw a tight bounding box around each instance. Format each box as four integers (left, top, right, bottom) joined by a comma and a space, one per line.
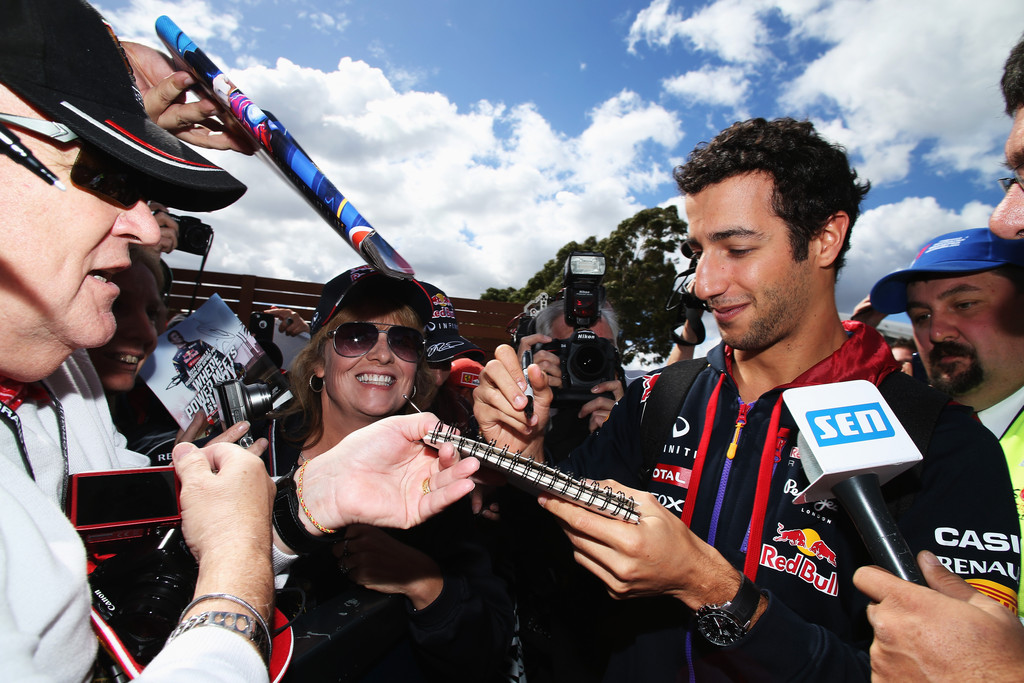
423, 423, 640, 524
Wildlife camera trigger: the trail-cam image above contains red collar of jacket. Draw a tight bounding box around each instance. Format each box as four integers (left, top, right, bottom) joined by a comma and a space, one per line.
723, 320, 902, 392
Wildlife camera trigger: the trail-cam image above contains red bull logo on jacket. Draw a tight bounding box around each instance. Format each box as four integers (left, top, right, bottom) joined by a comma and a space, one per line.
771, 523, 837, 565
761, 524, 839, 596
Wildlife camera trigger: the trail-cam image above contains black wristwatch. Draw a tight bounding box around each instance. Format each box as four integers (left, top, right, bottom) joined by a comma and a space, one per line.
272, 468, 342, 555
695, 574, 761, 646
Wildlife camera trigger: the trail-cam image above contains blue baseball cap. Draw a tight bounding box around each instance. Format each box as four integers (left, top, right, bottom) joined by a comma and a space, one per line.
870, 228, 1024, 313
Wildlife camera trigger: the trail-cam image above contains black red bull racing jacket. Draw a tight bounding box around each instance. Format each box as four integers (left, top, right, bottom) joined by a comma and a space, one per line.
560, 321, 1020, 682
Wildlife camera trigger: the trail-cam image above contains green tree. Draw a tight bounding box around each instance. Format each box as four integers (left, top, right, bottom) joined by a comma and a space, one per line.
481, 205, 689, 365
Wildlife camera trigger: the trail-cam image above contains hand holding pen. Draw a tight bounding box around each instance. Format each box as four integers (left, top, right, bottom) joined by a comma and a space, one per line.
0, 121, 65, 190
521, 349, 535, 420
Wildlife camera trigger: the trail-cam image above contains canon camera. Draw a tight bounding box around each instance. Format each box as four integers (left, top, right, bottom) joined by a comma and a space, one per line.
69, 467, 197, 665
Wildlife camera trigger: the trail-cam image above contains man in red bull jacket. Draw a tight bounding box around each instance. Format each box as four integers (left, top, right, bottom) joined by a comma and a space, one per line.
474, 117, 1019, 681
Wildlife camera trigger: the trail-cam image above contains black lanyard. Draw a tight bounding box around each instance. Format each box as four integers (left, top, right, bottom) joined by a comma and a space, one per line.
0, 386, 69, 507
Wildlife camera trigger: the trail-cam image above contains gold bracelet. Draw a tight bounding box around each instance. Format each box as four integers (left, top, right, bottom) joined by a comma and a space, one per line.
296, 459, 337, 534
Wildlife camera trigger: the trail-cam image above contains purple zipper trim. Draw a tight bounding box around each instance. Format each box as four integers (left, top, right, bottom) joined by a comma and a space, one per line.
707, 400, 750, 546
707, 458, 733, 547
740, 427, 789, 553
686, 629, 695, 683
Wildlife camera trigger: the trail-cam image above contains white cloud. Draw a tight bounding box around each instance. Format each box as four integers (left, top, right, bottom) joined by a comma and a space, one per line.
164, 58, 683, 298
780, 0, 1023, 185
630, 0, 1020, 187
627, 0, 774, 64
297, 10, 350, 34
97, 0, 242, 50
662, 65, 750, 109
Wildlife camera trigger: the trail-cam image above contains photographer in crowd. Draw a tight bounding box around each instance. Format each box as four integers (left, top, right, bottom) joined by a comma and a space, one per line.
493, 254, 627, 682
0, 1, 477, 680
521, 302, 623, 445
666, 247, 708, 365
514, 254, 625, 464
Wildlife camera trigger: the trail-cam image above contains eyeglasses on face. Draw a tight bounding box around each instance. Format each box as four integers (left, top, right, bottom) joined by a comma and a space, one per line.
327, 321, 425, 363
997, 164, 1024, 194
0, 112, 144, 208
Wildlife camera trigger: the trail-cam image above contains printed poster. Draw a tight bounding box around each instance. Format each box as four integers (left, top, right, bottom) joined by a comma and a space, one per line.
139, 294, 280, 430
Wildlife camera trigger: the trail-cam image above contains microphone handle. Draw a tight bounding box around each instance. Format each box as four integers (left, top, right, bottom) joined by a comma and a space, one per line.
832, 473, 926, 585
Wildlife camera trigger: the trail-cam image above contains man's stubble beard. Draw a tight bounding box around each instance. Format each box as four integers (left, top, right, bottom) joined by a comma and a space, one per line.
719, 270, 810, 353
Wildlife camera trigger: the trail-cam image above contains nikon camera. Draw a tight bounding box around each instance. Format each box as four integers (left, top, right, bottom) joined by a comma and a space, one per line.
531, 252, 621, 405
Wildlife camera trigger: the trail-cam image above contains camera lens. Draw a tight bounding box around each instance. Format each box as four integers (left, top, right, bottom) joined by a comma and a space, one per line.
241, 382, 275, 417
99, 527, 198, 662
118, 568, 194, 641
569, 343, 608, 383
174, 216, 214, 255
183, 230, 205, 252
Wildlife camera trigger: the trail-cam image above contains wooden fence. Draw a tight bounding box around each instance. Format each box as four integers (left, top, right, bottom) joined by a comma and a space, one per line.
167, 268, 522, 359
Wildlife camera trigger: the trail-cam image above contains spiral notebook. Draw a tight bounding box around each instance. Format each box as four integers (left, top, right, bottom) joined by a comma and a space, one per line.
423, 423, 640, 524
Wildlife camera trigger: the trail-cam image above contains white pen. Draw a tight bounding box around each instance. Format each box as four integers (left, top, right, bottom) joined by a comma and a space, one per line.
521, 349, 534, 420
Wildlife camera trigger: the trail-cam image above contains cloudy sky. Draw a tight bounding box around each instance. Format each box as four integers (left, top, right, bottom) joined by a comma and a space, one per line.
98, 0, 1022, 356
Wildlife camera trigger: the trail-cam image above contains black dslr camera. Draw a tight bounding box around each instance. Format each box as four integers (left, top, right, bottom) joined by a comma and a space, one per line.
532, 251, 621, 405
68, 467, 197, 666
665, 243, 709, 347
167, 213, 214, 256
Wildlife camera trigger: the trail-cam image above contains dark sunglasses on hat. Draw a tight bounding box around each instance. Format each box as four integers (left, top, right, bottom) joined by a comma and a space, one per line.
327, 322, 425, 364
0, 113, 143, 208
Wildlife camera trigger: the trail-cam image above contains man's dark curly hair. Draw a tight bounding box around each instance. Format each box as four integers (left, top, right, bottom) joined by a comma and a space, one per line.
673, 117, 870, 274
1002, 33, 1024, 116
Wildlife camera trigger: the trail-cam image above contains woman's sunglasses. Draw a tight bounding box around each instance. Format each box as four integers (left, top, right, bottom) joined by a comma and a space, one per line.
327, 322, 425, 363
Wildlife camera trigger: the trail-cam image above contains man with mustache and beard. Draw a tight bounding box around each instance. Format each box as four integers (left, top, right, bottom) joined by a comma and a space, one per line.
870, 227, 1024, 614
848, 32, 1024, 683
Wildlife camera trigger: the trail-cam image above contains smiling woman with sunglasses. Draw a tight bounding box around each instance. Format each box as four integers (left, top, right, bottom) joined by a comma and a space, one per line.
259, 266, 515, 682
262, 265, 438, 472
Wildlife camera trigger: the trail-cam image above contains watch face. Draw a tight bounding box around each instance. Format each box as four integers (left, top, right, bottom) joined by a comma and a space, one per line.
696, 609, 746, 647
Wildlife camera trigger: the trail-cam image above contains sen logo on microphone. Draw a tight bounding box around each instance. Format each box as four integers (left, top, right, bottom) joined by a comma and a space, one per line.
805, 402, 895, 446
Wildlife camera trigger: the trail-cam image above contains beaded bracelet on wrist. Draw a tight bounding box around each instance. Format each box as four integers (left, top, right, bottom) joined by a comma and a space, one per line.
296, 460, 338, 534
272, 465, 344, 555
